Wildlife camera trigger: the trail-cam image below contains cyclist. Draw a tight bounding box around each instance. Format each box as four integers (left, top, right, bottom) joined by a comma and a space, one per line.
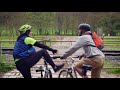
13, 24, 64, 78
60, 23, 105, 78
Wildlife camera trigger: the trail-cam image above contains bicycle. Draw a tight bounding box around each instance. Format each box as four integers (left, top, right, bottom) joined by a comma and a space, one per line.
35, 56, 63, 78
36, 59, 52, 78
52, 56, 92, 78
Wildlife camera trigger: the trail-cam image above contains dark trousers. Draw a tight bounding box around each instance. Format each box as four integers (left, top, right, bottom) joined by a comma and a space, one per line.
15, 49, 55, 78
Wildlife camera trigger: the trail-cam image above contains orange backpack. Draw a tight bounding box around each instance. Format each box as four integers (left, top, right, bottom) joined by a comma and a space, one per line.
92, 32, 104, 48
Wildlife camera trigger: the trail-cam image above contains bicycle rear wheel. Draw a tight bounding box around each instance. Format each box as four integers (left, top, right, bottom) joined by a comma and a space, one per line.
44, 70, 52, 78
58, 70, 73, 78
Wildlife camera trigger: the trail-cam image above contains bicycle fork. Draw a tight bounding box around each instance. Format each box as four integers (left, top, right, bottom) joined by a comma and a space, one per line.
68, 67, 77, 78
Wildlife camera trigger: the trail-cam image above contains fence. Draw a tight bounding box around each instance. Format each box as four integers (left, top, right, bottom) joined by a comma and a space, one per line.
0, 40, 120, 50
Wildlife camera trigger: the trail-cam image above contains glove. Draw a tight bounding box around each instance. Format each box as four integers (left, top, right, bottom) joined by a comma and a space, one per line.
52, 49, 57, 54
78, 54, 84, 60
60, 56, 65, 59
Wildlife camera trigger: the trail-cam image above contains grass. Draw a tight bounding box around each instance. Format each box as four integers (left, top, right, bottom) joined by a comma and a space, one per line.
0, 64, 15, 72
103, 60, 120, 74
102, 36, 120, 50
104, 46, 120, 50
105, 69, 120, 74
0, 55, 15, 72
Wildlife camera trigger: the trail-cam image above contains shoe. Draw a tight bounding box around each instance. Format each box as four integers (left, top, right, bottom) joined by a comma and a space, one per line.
53, 63, 64, 72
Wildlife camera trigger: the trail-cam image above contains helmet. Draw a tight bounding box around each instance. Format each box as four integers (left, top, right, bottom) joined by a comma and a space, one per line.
19, 24, 32, 34
78, 23, 91, 31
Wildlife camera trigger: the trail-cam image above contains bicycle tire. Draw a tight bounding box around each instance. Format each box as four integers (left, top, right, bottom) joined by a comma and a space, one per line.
44, 70, 52, 78
58, 70, 73, 78
73, 68, 77, 78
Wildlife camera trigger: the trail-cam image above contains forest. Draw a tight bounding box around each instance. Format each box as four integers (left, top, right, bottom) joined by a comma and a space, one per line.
0, 12, 120, 38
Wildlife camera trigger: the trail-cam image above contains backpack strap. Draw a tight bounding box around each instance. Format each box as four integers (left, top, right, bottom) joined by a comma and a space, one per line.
85, 44, 96, 47
91, 32, 96, 45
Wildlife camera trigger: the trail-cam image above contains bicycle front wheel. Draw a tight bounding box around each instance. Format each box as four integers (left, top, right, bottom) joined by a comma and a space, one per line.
58, 70, 73, 78
44, 70, 52, 78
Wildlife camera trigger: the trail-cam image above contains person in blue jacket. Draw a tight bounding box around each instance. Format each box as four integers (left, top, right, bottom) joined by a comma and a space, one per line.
13, 24, 64, 78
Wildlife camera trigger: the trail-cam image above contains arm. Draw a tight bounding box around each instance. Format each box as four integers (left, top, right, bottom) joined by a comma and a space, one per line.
24, 37, 57, 54
34, 42, 56, 52
61, 37, 84, 59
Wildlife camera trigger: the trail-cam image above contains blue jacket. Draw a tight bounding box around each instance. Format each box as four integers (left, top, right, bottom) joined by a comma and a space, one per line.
13, 35, 36, 60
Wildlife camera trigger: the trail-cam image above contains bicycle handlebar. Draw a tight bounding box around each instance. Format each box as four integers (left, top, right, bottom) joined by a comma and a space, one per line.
51, 56, 79, 59
51, 56, 61, 59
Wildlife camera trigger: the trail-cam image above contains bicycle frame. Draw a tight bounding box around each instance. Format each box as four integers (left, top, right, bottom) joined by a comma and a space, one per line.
36, 60, 52, 78
64, 56, 78, 78
58, 56, 92, 78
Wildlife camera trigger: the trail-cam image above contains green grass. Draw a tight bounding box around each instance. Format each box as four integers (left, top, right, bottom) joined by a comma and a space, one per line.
0, 55, 15, 72
1, 43, 15, 47
104, 60, 119, 67
104, 69, 120, 74
102, 36, 120, 50
0, 34, 17, 41
104, 42, 120, 44
103, 60, 120, 74
0, 64, 15, 72
104, 46, 120, 50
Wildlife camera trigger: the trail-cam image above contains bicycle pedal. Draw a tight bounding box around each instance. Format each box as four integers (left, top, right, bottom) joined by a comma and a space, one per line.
36, 66, 44, 72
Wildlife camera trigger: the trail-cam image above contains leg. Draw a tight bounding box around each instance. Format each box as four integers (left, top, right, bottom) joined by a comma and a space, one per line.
15, 49, 55, 78
79, 57, 104, 78
25, 49, 64, 72
91, 58, 104, 78
16, 60, 31, 78
26, 49, 56, 68
18, 67, 31, 78
40, 49, 64, 72
74, 57, 88, 78
91, 66, 103, 78
23, 49, 55, 68
40, 49, 56, 68
74, 57, 97, 78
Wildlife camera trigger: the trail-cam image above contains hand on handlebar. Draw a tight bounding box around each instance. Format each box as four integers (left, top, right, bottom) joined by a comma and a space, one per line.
78, 54, 84, 60
51, 49, 58, 54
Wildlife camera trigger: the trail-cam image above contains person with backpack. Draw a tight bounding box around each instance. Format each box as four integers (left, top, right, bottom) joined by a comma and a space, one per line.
60, 23, 105, 78
13, 24, 64, 78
